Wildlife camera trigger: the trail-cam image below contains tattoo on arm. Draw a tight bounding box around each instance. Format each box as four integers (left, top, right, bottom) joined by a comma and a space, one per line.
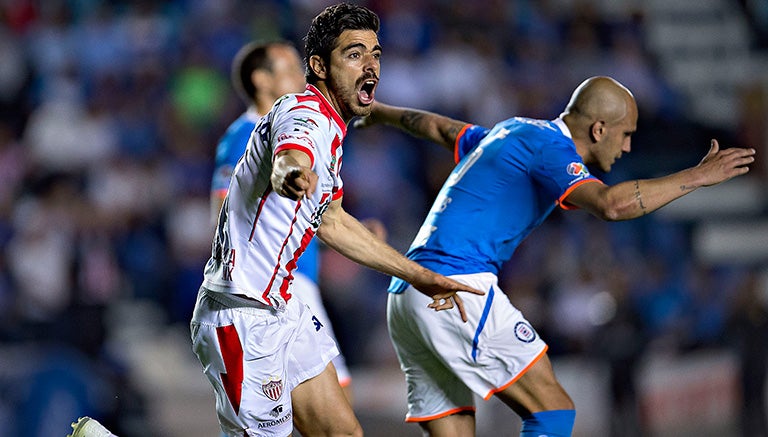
679, 185, 694, 191
400, 111, 426, 137
634, 180, 647, 214
400, 110, 463, 145
445, 124, 462, 144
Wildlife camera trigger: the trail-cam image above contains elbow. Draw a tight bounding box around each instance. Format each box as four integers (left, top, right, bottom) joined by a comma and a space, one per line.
600, 208, 623, 222
593, 198, 628, 222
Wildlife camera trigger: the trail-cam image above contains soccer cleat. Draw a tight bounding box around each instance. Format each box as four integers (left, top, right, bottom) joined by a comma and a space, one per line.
68, 416, 117, 437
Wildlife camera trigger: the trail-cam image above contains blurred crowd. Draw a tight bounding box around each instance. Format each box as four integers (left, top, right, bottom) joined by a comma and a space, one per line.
0, 0, 766, 436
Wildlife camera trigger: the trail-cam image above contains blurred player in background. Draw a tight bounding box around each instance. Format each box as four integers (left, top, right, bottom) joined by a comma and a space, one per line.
211, 40, 354, 402
357, 76, 756, 436
191, 3, 482, 436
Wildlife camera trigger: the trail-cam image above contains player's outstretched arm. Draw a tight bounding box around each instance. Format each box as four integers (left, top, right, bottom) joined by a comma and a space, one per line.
272, 149, 318, 200
566, 139, 756, 221
354, 101, 470, 151
317, 198, 484, 322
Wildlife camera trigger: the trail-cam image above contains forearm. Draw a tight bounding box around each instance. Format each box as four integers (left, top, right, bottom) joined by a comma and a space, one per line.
602, 168, 701, 220
371, 102, 469, 151
317, 208, 426, 282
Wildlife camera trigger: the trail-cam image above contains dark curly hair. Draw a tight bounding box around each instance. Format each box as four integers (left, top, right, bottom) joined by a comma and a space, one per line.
303, 3, 380, 84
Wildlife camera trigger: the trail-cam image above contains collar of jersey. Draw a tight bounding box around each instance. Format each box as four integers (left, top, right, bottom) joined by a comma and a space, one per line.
552, 117, 572, 139
305, 84, 347, 137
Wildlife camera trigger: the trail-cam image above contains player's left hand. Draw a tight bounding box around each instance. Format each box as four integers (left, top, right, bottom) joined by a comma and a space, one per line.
696, 139, 756, 186
411, 271, 485, 322
351, 114, 375, 130
351, 101, 381, 129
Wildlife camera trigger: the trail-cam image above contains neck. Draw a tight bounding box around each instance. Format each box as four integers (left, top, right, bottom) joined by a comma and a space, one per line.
255, 95, 276, 116
562, 115, 591, 164
312, 81, 349, 124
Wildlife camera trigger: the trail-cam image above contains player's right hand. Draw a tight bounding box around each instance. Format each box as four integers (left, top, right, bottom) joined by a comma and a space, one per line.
271, 150, 318, 200
273, 166, 318, 200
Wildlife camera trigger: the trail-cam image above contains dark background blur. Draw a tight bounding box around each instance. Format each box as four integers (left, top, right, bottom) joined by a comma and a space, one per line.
0, 0, 767, 436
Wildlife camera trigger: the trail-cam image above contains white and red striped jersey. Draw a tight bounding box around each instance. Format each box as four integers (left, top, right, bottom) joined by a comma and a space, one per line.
203, 85, 345, 309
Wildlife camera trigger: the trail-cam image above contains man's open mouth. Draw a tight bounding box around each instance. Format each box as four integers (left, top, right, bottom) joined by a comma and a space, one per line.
358, 78, 377, 105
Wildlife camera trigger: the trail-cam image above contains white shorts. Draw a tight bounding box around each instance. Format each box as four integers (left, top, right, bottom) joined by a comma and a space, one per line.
291, 271, 351, 386
386, 272, 548, 422
191, 287, 339, 436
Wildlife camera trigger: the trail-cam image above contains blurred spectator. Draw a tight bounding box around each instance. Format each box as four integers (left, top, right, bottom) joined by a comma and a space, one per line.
592, 267, 649, 437
0, 0, 764, 434
727, 267, 768, 437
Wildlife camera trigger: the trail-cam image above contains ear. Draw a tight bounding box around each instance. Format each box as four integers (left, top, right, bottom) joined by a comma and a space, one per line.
589, 120, 605, 143
309, 55, 327, 80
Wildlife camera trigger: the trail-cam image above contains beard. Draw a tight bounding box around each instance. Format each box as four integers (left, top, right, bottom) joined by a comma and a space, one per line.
327, 74, 373, 121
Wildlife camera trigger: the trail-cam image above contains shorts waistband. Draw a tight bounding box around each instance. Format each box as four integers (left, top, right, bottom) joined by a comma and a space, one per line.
200, 287, 277, 314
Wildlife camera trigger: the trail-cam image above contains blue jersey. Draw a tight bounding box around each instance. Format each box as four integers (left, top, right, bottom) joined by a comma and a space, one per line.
212, 108, 321, 283
389, 117, 600, 293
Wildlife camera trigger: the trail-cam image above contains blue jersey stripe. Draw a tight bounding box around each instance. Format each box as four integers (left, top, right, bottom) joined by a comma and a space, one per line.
471, 285, 495, 362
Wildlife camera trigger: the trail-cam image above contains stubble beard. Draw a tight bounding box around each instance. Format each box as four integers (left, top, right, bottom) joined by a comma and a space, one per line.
328, 75, 371, 120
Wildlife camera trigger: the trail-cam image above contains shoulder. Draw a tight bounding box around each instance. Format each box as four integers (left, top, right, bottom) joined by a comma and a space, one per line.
272, 93, 331, 128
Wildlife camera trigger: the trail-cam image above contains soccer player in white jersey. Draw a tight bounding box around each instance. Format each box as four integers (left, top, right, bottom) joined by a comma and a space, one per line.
356, 76, 755, 436
191, 4, 483, 436
211, 40, 355, 403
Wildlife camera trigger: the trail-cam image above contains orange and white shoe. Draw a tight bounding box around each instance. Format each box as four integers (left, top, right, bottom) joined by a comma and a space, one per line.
68, 416, 117, 437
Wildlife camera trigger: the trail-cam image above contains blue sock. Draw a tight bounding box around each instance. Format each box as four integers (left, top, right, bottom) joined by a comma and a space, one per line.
520, 409, 576, 437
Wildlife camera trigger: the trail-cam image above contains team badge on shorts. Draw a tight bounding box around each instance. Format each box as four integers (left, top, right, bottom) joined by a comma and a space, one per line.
262, 377, 283, 401
514, 321, 536, 343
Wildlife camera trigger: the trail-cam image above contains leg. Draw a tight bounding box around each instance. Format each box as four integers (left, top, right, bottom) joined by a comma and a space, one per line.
291, 362, 362, 437
494, 354, 573, 415
340, 383, 354, 406
495, 354, 575, 437
418, 411, 476, 437
292, 273, 354, 405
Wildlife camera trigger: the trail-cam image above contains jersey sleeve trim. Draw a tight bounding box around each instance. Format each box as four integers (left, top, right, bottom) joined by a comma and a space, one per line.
332, 187, 343, 201
274, 143, 316, 168
306, 84, 346, 136
454, 124, 472, 164
557, 178, 604, 210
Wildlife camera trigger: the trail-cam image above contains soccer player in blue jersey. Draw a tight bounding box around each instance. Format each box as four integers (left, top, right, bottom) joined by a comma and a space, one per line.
357, 76, 756, 436
210, 40, 361, 402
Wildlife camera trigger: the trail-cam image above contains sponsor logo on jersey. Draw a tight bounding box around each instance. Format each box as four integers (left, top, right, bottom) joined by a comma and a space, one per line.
514, 321, 536, 343
293, 117, 319, 128
566, 162, 591, 185
270, 404, 283, 418
276, 133, 317, 151
329, 155, 338, 172
567, 162, 589, 178
311, 315, 323, 331
262, 377, 283, 401
258, 411, 292, 429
